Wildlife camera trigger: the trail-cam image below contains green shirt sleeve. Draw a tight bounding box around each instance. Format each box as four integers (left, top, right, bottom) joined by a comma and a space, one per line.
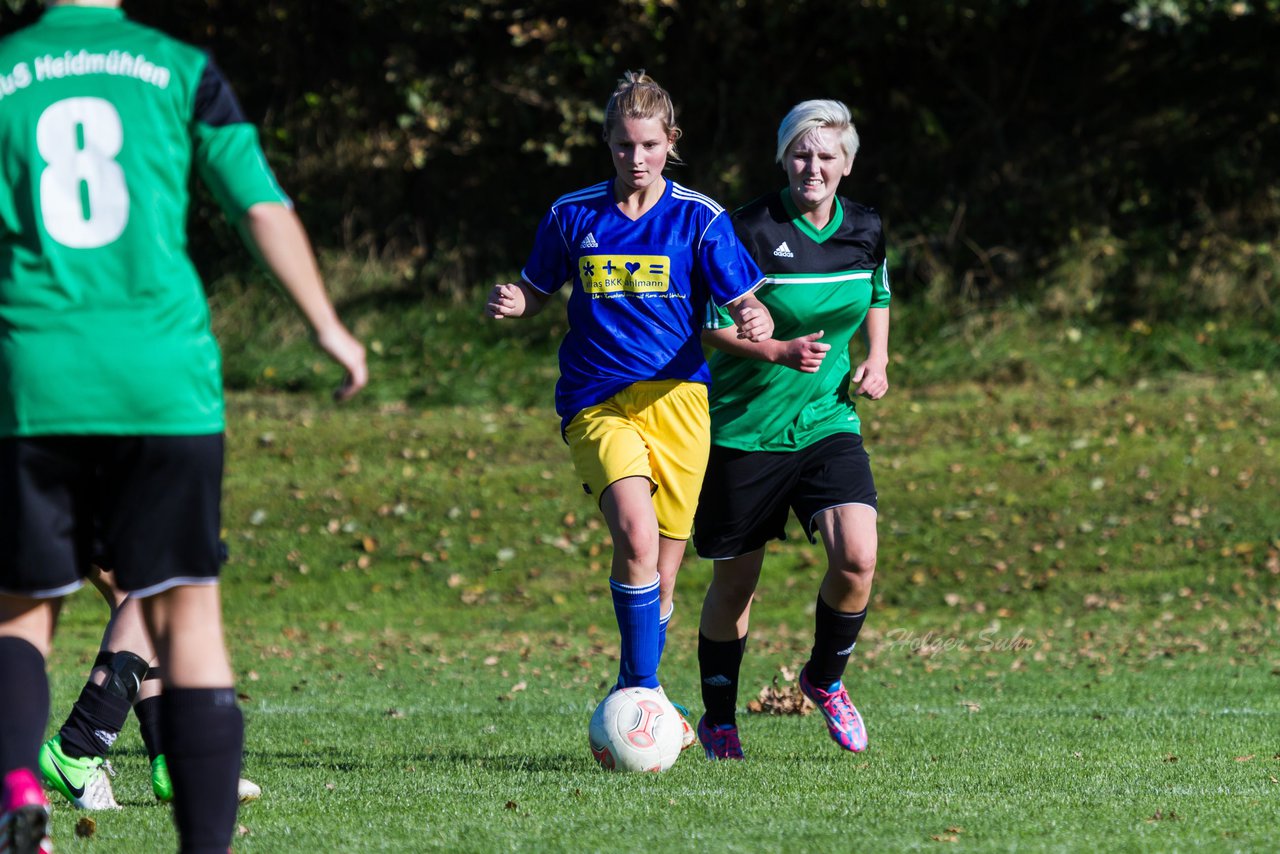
190, 54, 289, 222
193, 122, 289, 220
704, 300, 734, 330
870, 257, 891, 308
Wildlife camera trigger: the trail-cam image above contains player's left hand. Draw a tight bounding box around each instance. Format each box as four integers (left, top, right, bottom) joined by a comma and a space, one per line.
851, 359, 888, 399
316, 324, 368, 402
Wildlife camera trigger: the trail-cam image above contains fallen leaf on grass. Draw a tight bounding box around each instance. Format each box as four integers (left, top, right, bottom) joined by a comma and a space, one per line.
746, 673, 813, 716
505, 801, 518, 811
75, 817, 96, 838
1234, 754, 1255, 762
931, 834, 959, 843
494, 681, 524, 701
237, 824, 251, 837
1146, 810, 1179, 822
385, 708, 405, 719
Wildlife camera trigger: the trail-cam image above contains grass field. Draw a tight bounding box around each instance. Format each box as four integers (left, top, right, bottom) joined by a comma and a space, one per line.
39, 337, 1280, 850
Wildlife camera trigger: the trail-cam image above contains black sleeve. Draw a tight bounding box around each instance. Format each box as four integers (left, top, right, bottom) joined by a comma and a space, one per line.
194, 53, 249, 128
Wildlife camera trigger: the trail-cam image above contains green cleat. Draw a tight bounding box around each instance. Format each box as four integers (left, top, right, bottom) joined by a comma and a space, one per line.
150, 755, 174, 803
151, 755, 260, 804
37, 736, 120, 810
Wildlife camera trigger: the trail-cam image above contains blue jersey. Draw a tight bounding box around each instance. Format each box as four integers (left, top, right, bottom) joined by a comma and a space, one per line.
522, 178, 762, 428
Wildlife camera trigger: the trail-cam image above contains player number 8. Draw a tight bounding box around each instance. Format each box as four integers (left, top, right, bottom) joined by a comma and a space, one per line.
36, 97, 130, 249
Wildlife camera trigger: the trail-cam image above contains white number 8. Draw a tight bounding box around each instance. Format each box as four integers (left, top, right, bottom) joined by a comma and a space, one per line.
36, 97, 130, 249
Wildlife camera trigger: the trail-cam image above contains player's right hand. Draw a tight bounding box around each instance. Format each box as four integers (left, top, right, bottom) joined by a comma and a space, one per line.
316, 324, 368, 402
777, 330, 830, 373
486, 283, 526, 319
734, 304, 774, 343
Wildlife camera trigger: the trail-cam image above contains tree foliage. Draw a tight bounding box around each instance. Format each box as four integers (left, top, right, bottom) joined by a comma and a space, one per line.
2, 0, 1276, 321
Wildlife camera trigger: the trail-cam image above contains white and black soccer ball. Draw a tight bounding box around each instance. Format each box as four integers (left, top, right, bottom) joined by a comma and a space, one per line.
588, 687, 683, 773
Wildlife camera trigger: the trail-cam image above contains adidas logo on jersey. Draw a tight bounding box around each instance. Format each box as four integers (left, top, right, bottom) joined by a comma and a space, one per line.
580, 232, 599, 249
773, 241, 794, 258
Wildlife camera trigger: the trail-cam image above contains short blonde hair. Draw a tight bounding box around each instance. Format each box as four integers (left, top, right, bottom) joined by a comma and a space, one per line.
603, 70, 683, 162
775, 99, 859, 164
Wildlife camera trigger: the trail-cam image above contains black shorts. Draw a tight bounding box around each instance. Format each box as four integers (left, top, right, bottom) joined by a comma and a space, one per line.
693, 432, 877, 559
0, 434, 224, 599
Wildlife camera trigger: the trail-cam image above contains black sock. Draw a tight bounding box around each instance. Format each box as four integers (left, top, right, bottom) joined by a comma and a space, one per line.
134, 695, 164, 762
161, 688, 244, 854
0, 637, 49, 776
698, 632, 748, 728
806, 596, 868, 688
58, 681, 131, 759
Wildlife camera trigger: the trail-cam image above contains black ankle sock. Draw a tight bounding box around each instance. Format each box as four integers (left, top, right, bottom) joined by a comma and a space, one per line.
806, 596, 868, 688
161, 688, 244, 854
0, 637, 49, 776
58, 682, 131, 759
134, 696, 163, 762
698, 632, 748, 728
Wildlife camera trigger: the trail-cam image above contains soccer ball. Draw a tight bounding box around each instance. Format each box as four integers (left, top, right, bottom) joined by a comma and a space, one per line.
588, 687, 683, 773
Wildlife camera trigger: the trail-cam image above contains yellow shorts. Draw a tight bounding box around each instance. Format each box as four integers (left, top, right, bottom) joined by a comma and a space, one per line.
565, 380, 710, 540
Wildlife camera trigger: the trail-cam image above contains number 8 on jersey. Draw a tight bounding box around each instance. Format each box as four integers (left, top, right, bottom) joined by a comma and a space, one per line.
36, 97, 129, 249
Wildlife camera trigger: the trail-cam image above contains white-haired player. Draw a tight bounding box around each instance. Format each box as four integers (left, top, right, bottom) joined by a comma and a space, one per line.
694, 99, 890, 759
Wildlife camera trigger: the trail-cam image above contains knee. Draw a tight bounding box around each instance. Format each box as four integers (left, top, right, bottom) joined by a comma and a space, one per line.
0, 597, 57, 656
710, 574, 757, 610
612, 524, 660, 569
832, 547, 876, 586
0, 629, 52, 658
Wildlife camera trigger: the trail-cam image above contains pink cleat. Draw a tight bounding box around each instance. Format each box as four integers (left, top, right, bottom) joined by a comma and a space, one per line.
1, 769, 53, 854
696, 715, 745, 760
799, 666, 868, 753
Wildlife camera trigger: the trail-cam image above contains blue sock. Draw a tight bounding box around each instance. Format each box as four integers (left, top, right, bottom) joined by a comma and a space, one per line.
610, 575, 660, 689
658, 604, 674, 662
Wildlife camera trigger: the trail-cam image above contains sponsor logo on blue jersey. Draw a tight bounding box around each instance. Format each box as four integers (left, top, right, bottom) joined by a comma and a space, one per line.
579, 254, 670, 295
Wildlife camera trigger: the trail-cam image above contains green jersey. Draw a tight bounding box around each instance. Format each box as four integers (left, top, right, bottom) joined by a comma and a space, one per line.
706, 190, 891, 451
0, 5, 288, 436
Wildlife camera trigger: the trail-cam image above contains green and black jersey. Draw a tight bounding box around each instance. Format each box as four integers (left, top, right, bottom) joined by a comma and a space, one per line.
0, 4, 288, 437
705, 190, 890, 452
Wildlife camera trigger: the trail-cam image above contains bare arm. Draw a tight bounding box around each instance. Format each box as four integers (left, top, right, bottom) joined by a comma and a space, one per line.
239, 203, 367, 401
702, 327, 830, 373
851, 306, 890, 399
486, 280, 552, 320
